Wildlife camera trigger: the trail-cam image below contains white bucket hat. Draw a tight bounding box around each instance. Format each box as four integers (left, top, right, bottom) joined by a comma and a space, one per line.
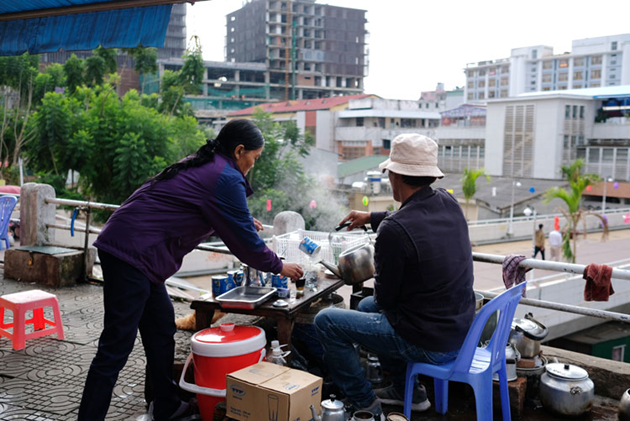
378, 133, 444, 178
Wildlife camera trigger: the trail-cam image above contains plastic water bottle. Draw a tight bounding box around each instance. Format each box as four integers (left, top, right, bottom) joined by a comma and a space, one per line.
266, 340, 290, 366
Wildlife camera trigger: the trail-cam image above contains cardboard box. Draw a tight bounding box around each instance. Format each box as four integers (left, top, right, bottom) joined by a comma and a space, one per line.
226, 362, 323, 421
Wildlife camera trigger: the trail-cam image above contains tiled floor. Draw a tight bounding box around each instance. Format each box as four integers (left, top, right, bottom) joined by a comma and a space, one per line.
0, 276, 193, 420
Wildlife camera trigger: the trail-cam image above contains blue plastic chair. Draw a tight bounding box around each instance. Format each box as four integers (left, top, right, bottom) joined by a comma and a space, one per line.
403, 282, 526, 420
0, 196, 18, 249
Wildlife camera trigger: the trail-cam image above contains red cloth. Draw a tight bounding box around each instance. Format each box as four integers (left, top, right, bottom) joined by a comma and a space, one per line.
502, 254, 531, 297
0, 185, 20, 194
583, 264, 614, 301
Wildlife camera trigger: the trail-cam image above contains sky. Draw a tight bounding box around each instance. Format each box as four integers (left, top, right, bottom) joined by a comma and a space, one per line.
186, 0, 630, 100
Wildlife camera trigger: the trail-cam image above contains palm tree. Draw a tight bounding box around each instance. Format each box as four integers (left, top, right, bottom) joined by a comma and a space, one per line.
544, 159, 608, 263
461, 167, 490, 221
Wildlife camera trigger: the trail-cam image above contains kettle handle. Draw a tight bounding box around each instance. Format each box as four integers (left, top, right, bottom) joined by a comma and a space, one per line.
516, 313, 549, 341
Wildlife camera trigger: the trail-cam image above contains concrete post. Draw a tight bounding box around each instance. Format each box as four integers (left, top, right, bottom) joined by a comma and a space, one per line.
273, 211, 305, 235
20, 183, 56, 246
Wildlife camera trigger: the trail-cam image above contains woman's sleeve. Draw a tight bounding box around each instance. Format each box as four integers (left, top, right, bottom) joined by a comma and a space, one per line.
201, 173, 283, 274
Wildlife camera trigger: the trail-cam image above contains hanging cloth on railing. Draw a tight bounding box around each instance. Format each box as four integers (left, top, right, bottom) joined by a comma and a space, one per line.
502, 254, 531, 297
583, 263, 615, 302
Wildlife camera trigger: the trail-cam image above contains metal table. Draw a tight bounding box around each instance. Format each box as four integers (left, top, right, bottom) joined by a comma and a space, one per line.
191, 275, 344, 351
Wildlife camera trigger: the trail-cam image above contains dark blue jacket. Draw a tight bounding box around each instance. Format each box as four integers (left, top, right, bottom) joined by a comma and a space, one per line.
94, 153, 282, 284
371, 187, 475, 352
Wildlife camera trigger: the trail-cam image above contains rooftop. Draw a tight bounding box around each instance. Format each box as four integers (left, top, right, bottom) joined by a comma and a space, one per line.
228, 94, 375, 116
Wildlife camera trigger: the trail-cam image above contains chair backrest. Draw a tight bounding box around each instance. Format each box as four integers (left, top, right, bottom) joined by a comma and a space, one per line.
0, 195, 18, 236
451, 282, 526, 375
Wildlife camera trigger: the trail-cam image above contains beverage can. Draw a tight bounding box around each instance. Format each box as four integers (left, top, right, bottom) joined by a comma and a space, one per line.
212, 275, 231, 297
271, 274, 288, 289
299, 236, 321, 256
227, 270, 240, 287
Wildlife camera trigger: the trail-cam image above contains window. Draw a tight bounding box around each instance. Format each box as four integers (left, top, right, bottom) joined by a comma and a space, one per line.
543, 61, 553, 69
382, 139, 391, 150
591, 82, 601, 88
489, 68, 496, 76
565, 105, 570, 118
558, 72, 568, 81
356, 117, 364, 127
500, 90, 508, 98
479, 70, 486, 76
531, 67, 537, 72
488, 79, 496, 87
574, 57, 584, 67
478, 80, 485, 88
574, 71, 583, 80
591, 69, 601, 79
435, 103, 439, 108
579, 106, 584, 119
591, 55, 602, 65
467, 81, 474, 89
500, 78, 508, 86
542, 74, 552, 83
478, 92, 485, 100
489, 91, 496, 98
532, 49, 538, 59
468, 70, 476, 77
572, 106, 578, 118
531, 81, 536, 85
558, 85, 567, 90
542, 87, 551, 91
501, 66, 509, 73
573, 84, 583, 89
612, 41, 618, 51
558, 59, 568, 68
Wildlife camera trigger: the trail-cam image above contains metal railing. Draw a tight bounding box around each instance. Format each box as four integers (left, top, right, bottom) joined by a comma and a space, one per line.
41, 196, 630, 324
467, 207, 630, 227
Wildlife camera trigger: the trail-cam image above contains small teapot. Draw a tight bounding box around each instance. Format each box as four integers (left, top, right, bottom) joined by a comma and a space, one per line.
310, 395, 346, 421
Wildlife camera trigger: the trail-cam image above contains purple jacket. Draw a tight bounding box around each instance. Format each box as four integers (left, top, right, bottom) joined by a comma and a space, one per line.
94, 153, 283, 284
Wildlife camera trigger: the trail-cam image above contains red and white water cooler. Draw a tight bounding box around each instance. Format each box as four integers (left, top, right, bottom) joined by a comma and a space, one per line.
179, 323, 266, 421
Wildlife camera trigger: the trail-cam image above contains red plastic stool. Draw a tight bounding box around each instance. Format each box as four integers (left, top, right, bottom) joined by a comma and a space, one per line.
0, 289, 65, 350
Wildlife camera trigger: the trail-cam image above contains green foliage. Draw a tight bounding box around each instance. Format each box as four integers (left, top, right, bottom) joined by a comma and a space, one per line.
93, 46, 118, 75
461, 167, 490, 220
179, 50, 205, 95
0, 53, 39, 101
85, 55, 106, 86
27, 81, 207, 204
64, 54, 85, 95
544, 159, 606, 262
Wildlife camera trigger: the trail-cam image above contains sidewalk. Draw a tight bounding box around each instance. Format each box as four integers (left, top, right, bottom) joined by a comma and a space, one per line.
0, 275, 194, 420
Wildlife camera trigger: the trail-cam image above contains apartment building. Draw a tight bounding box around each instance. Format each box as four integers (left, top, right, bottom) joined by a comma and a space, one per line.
465, 34, 630, 102
225, 0, 368, 100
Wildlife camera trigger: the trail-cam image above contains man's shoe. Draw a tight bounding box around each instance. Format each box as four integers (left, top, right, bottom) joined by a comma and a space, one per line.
374, 384, 431, 412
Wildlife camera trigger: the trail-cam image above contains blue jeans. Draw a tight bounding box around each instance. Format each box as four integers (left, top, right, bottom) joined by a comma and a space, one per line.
314, 296, 459, 408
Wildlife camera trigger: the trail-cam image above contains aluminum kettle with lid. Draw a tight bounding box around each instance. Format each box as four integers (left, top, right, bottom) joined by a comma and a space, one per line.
509, 312, 548, 358
310, 395, 346, 421
540, 362, 594, 417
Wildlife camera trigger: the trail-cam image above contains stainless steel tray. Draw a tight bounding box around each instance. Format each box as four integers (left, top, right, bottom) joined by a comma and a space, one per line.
215, 286, 277, 309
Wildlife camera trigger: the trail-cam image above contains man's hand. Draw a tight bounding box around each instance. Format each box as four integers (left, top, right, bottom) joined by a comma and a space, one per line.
280, 262, 304, 281
339, 210, 371, 231
253, 217, 264, 232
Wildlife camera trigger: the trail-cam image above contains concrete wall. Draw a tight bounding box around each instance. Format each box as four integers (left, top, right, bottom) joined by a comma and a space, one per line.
316, 110, 334, 152
533, 99, 562, 179
484, 102, 506, 176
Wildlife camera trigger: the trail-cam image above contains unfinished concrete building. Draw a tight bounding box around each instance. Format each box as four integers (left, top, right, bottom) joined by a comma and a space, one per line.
226, 0, 368, 100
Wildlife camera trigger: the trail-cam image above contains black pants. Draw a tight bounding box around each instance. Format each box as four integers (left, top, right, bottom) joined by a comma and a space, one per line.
78, 250, 181, 420
533, 246, 545, 260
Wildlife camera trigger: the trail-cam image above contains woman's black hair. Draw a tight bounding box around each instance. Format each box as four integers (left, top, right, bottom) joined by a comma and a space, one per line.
152, 119, 264, 183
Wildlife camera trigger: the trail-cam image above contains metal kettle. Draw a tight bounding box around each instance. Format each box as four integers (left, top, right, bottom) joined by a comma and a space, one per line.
320, 224, 375, 286
310, 395, 346, 421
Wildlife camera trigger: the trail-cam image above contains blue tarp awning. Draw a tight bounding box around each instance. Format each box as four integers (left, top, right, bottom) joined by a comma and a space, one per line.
0, 1, 173, 56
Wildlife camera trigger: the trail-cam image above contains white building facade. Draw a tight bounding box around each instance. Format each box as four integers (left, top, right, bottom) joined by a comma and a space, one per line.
485, 86, 630, 181
465, 34, 630, 102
